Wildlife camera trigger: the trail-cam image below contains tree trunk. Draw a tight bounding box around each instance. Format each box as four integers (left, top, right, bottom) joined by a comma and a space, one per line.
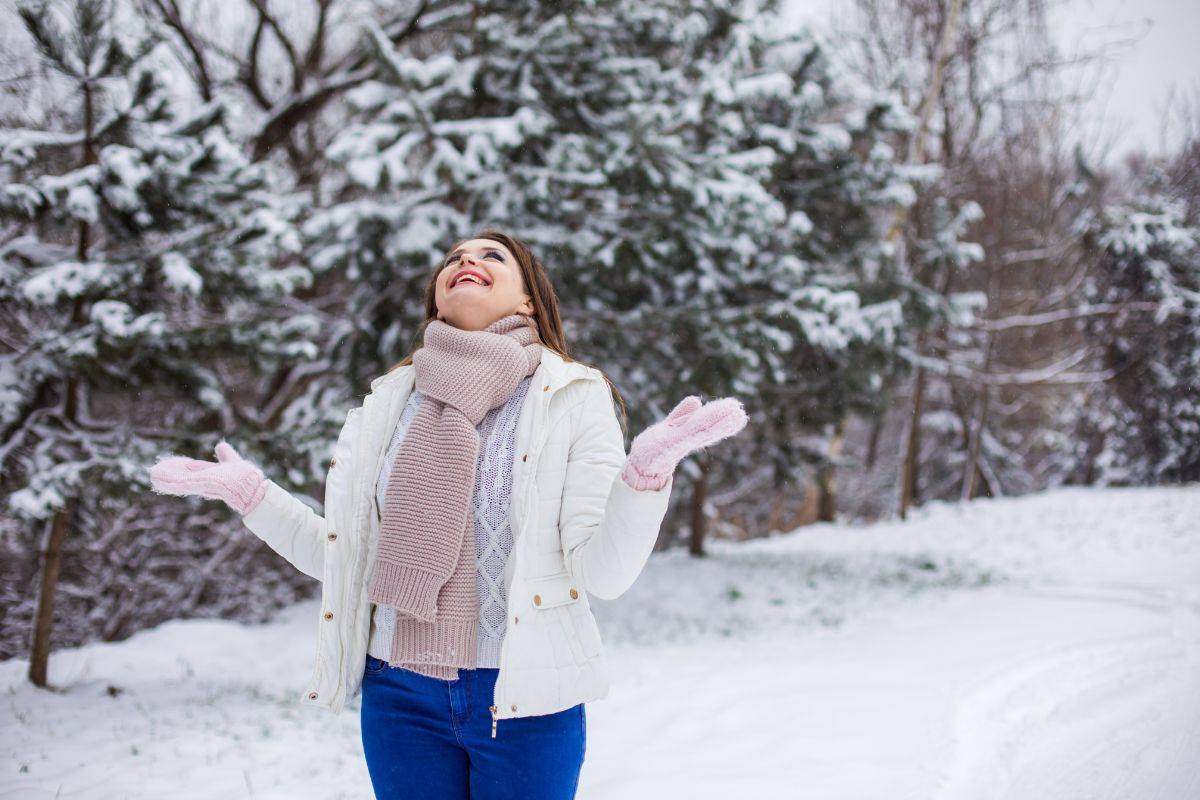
688, 455, 710, 557
899, 362, 927, 520
865, 414, 883, 470
960, 384, 989, 500
28, 505, 71, 687
30, 73, 96, 687
817, 416, 846, 522
1082, 430, 1103, 485
889, 0, 963, 521
767, 492, 785, 533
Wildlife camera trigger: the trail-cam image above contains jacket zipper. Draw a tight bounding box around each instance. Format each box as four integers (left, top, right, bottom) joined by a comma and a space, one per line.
340, 380, 411, 710
490, 377, 561, 738
324, 405, 376, 709
491, 447, 541, 739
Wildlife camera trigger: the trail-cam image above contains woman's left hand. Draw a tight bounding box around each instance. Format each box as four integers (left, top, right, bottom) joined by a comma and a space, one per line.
621, 396, 748, 491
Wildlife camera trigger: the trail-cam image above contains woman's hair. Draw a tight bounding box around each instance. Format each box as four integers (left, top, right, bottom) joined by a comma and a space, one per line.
385, 227, 627, 433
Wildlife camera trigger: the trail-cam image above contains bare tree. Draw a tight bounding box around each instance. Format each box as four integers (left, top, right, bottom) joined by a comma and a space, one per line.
136, 0, 462, 187
828, 0, 1153, 517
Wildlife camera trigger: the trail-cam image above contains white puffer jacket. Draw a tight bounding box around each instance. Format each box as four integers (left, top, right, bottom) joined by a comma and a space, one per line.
239, 346, 673, 733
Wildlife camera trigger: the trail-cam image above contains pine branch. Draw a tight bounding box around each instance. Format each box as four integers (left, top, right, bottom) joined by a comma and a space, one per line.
18, 2, 82, 78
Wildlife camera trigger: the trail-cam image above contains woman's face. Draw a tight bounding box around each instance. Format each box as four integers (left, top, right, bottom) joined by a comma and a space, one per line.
433, 238, 534, 331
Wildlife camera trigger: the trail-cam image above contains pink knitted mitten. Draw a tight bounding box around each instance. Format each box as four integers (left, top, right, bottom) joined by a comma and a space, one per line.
622, 395, 749, 491
149, 441, 268, 516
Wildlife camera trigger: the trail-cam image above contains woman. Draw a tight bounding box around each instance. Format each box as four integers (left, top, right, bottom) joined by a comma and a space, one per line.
149, 229, 747, 800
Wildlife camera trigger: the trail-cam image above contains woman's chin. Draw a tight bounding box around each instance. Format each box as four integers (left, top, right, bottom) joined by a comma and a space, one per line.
439, 310, 501, 331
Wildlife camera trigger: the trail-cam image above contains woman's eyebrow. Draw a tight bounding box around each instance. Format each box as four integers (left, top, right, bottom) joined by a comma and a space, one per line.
445, 247, 505, 262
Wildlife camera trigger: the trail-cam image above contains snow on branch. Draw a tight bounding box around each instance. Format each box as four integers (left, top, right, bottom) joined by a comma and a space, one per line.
970, 301, 1172, 332
898, 344, 1116, 386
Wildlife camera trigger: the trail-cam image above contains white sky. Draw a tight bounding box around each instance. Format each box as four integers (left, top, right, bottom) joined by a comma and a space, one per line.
1054, 0, 1200, 160
783, 0, 1200, 164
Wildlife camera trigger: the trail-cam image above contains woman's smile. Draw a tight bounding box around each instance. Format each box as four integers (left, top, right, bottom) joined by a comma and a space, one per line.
433, 237, 533, 330
449, 268, 492, 289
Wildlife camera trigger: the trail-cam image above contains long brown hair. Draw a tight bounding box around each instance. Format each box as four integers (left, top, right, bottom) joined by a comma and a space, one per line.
385, 228, 627, 433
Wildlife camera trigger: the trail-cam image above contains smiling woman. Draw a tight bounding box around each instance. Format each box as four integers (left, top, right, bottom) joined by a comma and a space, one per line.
433, 238, 534, 332
148, 226, 749, 800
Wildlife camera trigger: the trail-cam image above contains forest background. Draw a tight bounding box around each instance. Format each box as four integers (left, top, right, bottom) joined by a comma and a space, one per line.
1, 0, 1196, 687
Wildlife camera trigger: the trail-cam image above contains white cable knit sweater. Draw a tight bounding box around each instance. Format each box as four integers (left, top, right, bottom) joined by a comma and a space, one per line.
366, 375, 533, 669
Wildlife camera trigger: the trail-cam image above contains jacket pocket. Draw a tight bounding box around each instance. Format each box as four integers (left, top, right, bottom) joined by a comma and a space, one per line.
526, 571, 582, 609
567, 603, 605, 660
527, 572, 590, 666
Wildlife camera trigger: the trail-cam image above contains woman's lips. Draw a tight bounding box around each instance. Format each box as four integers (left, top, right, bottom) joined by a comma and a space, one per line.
449, 268, 491, 288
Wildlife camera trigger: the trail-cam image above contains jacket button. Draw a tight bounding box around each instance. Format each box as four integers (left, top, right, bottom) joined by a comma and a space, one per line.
329, 457, 337, 468
327, 531, 337, 541
522, 454, 527, 462
513, 616, 519, 624
532, 594, 541, 606
542, 385, 549, 392
569, 588, 578, 599
323, 610, 334, 620
308, 692, 318, 700
511, 704, 517, 712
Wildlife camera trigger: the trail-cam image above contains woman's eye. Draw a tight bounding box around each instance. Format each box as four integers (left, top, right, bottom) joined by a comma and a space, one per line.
442, 252, 504, 269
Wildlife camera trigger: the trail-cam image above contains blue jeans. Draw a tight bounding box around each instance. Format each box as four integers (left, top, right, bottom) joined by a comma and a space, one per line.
359, 655, 587, 800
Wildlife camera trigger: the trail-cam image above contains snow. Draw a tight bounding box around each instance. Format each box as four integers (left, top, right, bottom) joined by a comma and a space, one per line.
20, 261, 120, 306
3, 485, 1198, 799
97, 146, 152, 212
64, 184, 99, 224
160, 252, 203, 295
90, 301, 166, 340
733, 72, 794, 101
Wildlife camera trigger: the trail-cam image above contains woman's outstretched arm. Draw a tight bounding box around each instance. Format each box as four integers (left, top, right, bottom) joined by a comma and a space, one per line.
149, 407, 364, 582
559, 380, 746, 599
238, 477, 328, 581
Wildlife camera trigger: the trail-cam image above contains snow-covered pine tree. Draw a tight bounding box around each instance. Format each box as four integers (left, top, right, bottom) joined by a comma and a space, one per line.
656, 7, 947, 538
892, 194, 988, 506
0, 0, 319, 677
1073, 167, 1200, 485
313, 0, 933, 550
306, 0, 677, 390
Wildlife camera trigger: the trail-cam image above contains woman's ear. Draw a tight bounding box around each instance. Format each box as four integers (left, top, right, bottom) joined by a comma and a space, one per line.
519, 297, 534, 315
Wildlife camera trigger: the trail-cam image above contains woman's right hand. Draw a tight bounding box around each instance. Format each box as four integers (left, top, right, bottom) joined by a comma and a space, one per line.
621, 395, 748, 491
149, 441, 269, 517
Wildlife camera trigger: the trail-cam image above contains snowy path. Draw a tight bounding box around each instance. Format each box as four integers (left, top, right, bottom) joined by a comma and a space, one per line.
3, 485, 1198, 798
583, 577, 1200, 799
930, 581, 1200, 800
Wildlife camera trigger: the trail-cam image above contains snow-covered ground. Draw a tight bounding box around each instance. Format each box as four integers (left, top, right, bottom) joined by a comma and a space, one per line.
4, 485, 1199, 799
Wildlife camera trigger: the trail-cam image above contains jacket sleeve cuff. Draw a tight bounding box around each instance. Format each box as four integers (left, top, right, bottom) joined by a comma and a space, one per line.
620, 460, 671, 492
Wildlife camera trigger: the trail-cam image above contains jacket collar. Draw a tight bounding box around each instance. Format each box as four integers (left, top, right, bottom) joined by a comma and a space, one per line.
369, 344, 598, 394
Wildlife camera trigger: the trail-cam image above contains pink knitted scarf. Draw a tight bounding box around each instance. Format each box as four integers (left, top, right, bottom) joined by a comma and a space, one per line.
367, 313, 542, 679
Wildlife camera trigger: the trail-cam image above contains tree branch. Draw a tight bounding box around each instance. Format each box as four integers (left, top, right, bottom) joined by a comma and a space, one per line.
245, 0, 301, 79
970, 301, 1168, 331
